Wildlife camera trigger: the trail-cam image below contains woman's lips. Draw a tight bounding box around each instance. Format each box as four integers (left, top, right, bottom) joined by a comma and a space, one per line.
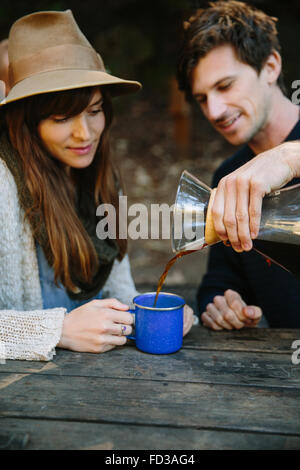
67, 144, 93, 155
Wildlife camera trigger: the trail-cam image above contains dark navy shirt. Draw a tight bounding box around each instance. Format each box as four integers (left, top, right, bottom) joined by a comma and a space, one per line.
197, 119, 300, 327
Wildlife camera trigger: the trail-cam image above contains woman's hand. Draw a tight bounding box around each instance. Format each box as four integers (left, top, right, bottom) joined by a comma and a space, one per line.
201, 289, 262, 330
211, 141, 300, 252
183, 304, 194, 336
58, 298, 134, 353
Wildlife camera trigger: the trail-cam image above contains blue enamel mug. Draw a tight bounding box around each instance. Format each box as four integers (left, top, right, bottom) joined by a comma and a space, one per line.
128, 292, 185, 354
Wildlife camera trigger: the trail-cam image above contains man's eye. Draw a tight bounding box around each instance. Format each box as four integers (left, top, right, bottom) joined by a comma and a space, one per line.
219, 82, 232, 91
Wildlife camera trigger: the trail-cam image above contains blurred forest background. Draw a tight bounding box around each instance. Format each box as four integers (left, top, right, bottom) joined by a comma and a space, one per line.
1, 0, 300, 294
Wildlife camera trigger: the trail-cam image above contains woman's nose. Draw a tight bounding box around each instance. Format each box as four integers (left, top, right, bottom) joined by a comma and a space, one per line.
72, 115, 91, 140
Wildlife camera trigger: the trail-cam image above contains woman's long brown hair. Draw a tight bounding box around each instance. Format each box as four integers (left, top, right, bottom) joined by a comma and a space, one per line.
4, 86, 126, 292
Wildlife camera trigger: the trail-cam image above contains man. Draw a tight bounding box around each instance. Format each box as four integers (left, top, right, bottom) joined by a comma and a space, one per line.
177, 0, 300, 329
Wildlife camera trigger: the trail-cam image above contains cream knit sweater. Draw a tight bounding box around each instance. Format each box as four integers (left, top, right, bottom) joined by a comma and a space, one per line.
0, 158, 139, 361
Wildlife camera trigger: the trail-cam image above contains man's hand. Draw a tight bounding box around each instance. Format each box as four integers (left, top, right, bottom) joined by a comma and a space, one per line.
201, 289, 262, 330
211, 141, 300, 252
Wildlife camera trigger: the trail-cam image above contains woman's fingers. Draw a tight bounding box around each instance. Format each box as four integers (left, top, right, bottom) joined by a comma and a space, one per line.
183, 304, 194, 336
93, 305, 134, 326
99, 334, 128, 347
91, 298, 129, 310
108, 322, 133, 336
111, 310, 134, 325
95, 336, 128, 354
92, 307, 134, 338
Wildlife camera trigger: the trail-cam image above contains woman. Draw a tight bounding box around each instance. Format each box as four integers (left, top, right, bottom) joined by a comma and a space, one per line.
0, 10, 194, 360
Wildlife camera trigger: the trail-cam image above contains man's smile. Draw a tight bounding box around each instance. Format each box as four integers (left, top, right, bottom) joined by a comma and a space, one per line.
215, 112, 242, 131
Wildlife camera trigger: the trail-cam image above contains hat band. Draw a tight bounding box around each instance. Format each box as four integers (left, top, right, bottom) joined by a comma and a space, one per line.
9, 44, 104, 86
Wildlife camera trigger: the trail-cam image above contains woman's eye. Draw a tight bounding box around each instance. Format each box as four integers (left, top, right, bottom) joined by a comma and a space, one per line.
52, 116, 68, 123
90, 108, 103, 115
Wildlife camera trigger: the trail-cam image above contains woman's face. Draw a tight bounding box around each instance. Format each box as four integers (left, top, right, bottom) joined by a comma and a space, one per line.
38, 89, 105, 169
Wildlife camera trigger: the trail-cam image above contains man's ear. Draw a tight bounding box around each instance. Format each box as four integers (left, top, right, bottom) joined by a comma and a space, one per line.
262, 50, 282, 85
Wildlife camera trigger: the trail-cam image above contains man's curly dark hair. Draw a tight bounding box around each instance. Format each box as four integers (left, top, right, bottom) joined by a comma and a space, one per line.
177, 1, 286, 100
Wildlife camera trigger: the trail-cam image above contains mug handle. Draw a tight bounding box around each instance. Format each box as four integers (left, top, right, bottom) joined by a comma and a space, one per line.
127, 308, 136, 340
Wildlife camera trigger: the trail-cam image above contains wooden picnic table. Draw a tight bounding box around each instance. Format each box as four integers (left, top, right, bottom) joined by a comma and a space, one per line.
1, 285, 300, 450
1, 328, 300, 450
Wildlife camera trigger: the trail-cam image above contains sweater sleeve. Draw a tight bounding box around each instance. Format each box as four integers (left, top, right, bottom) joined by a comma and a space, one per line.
0, 158, 67, 361
102, 254, 139, 305
0, 308, 66, 361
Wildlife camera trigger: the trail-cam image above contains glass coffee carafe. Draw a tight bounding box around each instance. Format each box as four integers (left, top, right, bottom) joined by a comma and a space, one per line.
172, 170, 300, 277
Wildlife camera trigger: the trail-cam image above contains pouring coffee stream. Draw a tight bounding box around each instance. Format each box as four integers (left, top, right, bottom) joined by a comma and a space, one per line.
153, 249, 199, 307
154, 170, 300, 307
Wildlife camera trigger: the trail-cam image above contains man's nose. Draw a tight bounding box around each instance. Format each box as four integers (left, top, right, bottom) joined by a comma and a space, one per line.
206, 94, 227, 121
72, 115, 91, 140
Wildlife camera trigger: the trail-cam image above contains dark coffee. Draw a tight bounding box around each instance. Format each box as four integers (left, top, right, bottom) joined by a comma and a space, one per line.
253, 240, 300, 277
154, 249, 202, 306
154, 238, 300, 310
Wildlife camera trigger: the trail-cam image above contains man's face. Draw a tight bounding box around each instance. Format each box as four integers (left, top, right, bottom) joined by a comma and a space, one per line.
190, 44, 273, 146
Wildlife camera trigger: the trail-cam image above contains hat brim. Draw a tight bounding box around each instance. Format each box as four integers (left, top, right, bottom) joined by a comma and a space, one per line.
0, 69, 142, 105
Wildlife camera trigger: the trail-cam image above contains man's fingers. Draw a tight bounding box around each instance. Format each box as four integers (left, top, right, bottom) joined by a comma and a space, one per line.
211, 179, 227, 241
222, 178, 242, 252
223, 308, 245, 329
201, 312, 223, 331
203, 292, 262, 331
212, 168, 268, 252
248, 183, 264, 239
224, 289, 245, 307
224, 289, 250, 322
206, 302, 233, 330
226, 290, 262, 327
235, 176, 252, 250
213, 291, 243, 329
243, 305, 262, 321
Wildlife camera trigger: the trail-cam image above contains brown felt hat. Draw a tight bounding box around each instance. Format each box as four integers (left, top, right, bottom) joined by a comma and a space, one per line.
0, 9, 141, 105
